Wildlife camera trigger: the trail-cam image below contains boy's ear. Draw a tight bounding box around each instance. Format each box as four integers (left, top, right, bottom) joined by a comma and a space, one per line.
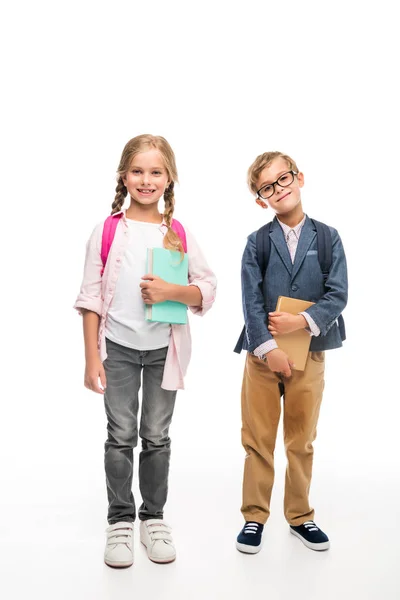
256, 198, 268, 209
297, 171, 304, 188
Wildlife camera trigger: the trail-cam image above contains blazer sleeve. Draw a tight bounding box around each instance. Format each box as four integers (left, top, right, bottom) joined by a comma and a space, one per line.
185, 227, 217, 317
241, 232, 274, 352
304, 227, 348, 336
73, 222, 104, 316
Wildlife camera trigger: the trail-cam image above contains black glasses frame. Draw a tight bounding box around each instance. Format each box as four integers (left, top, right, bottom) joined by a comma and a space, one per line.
256, 170, 298, 200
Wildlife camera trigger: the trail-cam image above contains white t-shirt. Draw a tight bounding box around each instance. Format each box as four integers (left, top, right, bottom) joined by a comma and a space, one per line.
105, 219, 171, 350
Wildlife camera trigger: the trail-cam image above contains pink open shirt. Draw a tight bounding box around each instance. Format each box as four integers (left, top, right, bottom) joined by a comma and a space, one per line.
74, 211, 217, 390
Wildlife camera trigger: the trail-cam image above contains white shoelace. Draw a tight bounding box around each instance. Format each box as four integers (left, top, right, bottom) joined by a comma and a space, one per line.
302, 521, 319, 532
243, 522, 261, 535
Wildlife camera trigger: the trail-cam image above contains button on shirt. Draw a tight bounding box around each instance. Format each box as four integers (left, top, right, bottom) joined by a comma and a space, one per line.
253, 215, 320, 359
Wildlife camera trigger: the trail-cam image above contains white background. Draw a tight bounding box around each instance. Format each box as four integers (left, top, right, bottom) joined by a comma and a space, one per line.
1, 1, 399, 599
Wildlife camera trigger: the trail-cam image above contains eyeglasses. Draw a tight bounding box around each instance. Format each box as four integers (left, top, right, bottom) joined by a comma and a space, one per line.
256, 170, 298, 200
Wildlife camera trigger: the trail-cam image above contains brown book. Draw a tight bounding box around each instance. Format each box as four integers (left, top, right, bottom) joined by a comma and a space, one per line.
273, 296, 315, 371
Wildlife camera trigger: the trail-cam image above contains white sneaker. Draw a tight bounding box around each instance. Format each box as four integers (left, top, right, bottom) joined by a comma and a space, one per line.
140, 519, 176, 563
104, 521, 134, 568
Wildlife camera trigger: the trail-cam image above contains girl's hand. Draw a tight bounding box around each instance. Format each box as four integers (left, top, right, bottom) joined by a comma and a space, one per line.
84, 357, 107, 394
140, 275, 172, 304
268, 312, 307, 335
266, 348, 295, 378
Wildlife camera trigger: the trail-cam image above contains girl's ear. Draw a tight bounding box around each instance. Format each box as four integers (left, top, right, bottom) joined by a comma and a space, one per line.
256, 198, 268, 209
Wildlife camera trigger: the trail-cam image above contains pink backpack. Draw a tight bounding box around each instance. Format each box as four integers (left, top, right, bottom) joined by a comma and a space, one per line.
100, 213, 187, 275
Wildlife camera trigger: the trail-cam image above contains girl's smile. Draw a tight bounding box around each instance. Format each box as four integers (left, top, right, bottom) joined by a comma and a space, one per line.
137, 188, 156, 196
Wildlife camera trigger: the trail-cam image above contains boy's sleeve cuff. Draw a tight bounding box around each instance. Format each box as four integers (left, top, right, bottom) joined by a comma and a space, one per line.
300, 311, 321, 337
253, 339, 278, 358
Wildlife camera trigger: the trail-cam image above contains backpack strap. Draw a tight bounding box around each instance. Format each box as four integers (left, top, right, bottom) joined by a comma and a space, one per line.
337, 315, 346, 340
234, 326, 246, 353
100, 214, 188, 276
101, 213, 123, 275
255, 221, 272, 278
310, 218, 346, 341
171, 218, 187, 253
310, 219, 332, 277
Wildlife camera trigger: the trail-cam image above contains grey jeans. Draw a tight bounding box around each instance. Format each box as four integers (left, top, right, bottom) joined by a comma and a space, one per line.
103, 338, 177, 524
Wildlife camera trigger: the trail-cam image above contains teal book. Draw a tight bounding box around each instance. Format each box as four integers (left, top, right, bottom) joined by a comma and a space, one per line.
145, 248, 189, 325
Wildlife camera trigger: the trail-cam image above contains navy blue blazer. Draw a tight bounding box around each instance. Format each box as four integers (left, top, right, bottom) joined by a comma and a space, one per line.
236, 215, 348, 353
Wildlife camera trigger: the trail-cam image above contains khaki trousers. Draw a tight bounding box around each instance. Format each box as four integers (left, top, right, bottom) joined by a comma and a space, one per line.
241, 351, 325, 526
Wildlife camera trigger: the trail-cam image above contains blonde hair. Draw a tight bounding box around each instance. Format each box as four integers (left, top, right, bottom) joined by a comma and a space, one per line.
247, 151, 299, 196
111, 134, 183, 253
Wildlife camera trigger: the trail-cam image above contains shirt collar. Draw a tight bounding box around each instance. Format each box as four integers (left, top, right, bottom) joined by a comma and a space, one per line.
277, 214, 306, 240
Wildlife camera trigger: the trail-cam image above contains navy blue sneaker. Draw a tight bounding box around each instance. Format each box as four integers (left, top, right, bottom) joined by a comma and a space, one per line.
236, 521, 264, 554
290, 521, 330, 551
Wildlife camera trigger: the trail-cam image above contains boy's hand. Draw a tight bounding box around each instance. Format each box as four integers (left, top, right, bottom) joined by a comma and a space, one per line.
84, 357, 107, 394
268, 312, 307, 335
266, 348, 295, 378
140, 275, 172, 304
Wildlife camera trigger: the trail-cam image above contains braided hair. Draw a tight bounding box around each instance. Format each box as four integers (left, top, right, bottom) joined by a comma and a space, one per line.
162, 181, 184, 254
111, 176, 128, 214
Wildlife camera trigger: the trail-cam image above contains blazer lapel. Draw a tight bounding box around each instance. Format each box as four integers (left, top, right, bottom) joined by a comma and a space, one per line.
291, 216, 316, 281
269, 217, 292, 276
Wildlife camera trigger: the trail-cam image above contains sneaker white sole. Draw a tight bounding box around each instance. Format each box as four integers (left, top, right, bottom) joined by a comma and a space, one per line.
140, 541, 176, 563
236, 541, 262, 554
104, 558, 133, 568
290, 528, 330, 551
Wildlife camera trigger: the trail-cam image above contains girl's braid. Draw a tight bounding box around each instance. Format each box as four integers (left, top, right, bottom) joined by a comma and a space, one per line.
111, 176, 127, 214
163, 182, 175, 226
163, 182, 183, 254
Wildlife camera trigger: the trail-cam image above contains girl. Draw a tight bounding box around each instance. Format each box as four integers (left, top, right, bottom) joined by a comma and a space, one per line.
74, 135, 216, 568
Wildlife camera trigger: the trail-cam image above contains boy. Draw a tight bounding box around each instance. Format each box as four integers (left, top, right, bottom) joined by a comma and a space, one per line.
234, 152, 348, 553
